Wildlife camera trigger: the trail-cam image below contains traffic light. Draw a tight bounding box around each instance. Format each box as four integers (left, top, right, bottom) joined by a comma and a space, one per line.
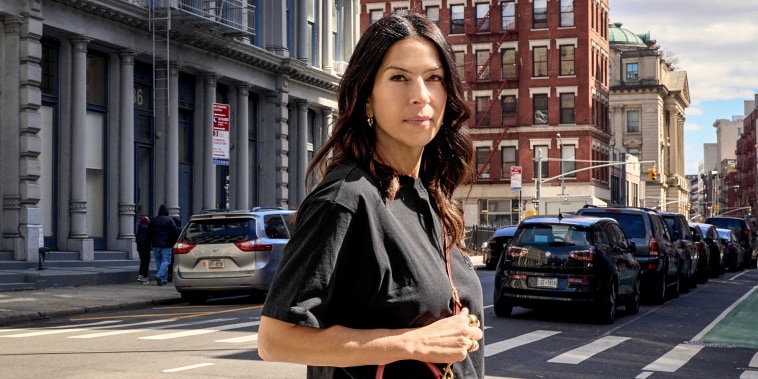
647, 167, 657, 181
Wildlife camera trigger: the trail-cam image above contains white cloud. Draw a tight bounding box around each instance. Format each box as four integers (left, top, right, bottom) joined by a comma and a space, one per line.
684, 122, 702, 132
687, 107, 703, 116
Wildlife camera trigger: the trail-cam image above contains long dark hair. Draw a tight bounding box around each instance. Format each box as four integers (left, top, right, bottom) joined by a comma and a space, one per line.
306, 13, 473, 249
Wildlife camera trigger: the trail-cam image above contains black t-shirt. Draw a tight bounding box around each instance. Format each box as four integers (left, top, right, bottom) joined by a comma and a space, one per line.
262, 161, 484, 378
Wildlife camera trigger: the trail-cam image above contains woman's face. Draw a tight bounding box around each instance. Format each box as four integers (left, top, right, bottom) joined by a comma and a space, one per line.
366, 37, 447, 159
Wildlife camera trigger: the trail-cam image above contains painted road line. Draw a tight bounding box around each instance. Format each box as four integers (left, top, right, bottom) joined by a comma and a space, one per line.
0, 298, 37, 304
163, 363, 214, 373
484, 330, 561, 357
691, 285, 758, 342
68, 318, 237, 339
548, 336, 630, 364
1, 320, 122, 337
642, 343, 704, 372
750, 352, 758, 368
139, 321, 260, 340
216, 334, 258, 343
741, 371, 758, 379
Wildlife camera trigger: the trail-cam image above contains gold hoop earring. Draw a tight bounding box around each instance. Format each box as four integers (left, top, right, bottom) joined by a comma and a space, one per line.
367, 117, 374, 127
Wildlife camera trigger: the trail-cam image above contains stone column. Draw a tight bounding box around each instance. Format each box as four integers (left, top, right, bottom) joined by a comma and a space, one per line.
264, 0, 289, 57
297, 0, 309, 63
2, 17, 23, 257
69, 36, 93, 259
320, 107, 333, 151
117, 50, 137, 255
165, 65, 181, 217
321, 0, 334, 72
202, 74, 217, 210
235, 83, 250, 210
296, 100, 308, 203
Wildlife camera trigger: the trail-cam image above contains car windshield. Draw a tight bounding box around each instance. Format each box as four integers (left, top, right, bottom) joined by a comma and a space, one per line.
181, 219, 255, 244
717, 230, 732, 240
514, 224, 588, 246
581, 212, 645, 238
707, 218, 743, 234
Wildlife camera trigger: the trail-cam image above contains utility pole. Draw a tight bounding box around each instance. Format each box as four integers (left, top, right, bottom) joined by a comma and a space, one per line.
534, 149, 542, 214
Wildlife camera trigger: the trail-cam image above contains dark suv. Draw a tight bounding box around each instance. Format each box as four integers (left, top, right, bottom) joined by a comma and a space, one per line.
705, 216, 757, 268
659, 212, 699, 292
575, 206, 679, 304
493, 215, 640, 324
172, 207, 296, 304
483, 226, 518, 270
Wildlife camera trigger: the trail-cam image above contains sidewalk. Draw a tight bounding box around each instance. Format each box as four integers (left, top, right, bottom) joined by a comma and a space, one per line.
0, 281, 183, 327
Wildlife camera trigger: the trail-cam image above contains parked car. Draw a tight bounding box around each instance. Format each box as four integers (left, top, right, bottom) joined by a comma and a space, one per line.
172, 207, 296, 304
493, 214, 640, 324
690, 222, 724, 278
705, 216, 757, 268
483, 226, 518, 270
659, 212, 698, 292
716, 227, 745, 272
575, 206, 679, 304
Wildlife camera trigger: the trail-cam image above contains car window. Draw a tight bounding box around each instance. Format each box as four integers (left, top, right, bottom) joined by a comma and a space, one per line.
582, 213, 646, 238
651, 216, 671, 241
611, 224, 629, 248
594, 227, 609, 246
264, 214, 289, 239
182, 219, 254, 244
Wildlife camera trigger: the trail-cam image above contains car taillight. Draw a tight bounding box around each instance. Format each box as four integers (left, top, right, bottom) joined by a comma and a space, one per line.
695, 241, 703, 251
728, 242, 734, 250
508, 274, 527, 280
568, 277, 589, 284
173, 242, 195, 254
235, 238, 273, 252
649, 236, 659, 256
507, 247, 527, 258
743, 227, 750, 238
570, 250, 594, 261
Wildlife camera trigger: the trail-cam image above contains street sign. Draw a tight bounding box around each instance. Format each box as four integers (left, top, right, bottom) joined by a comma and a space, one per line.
212, 103, 230, 166
511, 166, 522, 191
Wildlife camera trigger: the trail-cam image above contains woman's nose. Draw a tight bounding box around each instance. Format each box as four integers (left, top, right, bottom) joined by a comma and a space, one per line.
409, 78, 431, 105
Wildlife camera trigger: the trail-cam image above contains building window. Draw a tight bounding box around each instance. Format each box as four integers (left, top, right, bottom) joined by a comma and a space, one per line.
477, 146, 491, 179
626, 110, 640, 132
450, 4, 465, 34
560, 45, 575, 76
626, 62, 639, 80
501, 146, 516, 178
534, 145, 548, 179
560, 93, 575, 123
369, 9, 383, 24
501, 95, 516, 125
501, 0, 516, 30
479, 198, 521, 226
393, 7, 408, 16
426, 6, 440, 27
533, 94, 548, 124
501, 48, 516, 79
476, 96, 490, 125
41, 41, 58, 97
560, 0, 574, 27
476, 50, 490, 80
307, 0, 319, 67
561, 144, 576, 178
475, 2, 490, 32
533, 46, 548, 77
454, 50, 466, 81
627, 148, 640, 158
86, 53, 107, 106
533, 0, 547, 29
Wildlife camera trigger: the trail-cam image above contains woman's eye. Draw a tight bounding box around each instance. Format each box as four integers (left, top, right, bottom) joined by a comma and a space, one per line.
428, 75, 444, 82
390, 75, 407, 81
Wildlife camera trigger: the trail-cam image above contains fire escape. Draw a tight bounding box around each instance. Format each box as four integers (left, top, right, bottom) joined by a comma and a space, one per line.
148, 0, 255, 120
466, 1, 519, 180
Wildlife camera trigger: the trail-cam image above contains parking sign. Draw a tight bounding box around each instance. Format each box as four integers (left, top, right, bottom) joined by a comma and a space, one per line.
511, 166, 522, 191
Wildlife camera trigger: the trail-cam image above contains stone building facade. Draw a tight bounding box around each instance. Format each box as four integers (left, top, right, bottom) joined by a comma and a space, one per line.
0, 0, 358, 261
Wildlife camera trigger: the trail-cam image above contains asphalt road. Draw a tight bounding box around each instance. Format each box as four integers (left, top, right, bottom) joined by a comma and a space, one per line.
1, 268, 756, 378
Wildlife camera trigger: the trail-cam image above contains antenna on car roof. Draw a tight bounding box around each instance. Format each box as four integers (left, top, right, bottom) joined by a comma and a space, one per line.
558, 210, 563, 221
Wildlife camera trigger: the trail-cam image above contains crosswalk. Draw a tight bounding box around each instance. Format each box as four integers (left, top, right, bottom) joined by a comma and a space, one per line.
1, 318, 757, 377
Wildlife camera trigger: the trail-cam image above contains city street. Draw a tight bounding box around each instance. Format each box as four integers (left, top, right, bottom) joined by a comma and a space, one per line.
1, 268, 757, 378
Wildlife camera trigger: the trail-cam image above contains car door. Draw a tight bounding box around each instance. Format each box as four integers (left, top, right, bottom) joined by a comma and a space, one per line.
606, 223, 635, 296
651, 215, 679, 280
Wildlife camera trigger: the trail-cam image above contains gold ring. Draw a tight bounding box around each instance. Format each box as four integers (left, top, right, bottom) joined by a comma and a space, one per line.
468, 314, 480, 328
468, 340, 479, 353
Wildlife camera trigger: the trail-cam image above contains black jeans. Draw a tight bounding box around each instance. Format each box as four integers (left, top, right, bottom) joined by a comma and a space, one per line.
138, 248, 151, 278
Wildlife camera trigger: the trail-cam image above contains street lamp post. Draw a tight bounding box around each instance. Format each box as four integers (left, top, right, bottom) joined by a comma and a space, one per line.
557, 133, 567, 200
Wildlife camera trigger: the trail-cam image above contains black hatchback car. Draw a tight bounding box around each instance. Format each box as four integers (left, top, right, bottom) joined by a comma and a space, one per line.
482, 225, 518, 270
493, 215, 640, 324
575, 206, 679, 305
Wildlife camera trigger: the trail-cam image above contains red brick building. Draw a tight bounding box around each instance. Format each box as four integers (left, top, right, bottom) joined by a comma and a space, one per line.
360, 0, 610, 225
735, 98, 758, 220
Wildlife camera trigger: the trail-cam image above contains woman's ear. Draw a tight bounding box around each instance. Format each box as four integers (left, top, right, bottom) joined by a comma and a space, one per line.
365, 98, 373, 118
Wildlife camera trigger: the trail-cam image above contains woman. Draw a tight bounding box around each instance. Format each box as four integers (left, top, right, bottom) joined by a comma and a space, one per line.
258, 14, 484, 378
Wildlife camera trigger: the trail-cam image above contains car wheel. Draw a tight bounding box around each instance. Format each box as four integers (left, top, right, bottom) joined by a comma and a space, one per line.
494, 297, 514, 317
625, 278, 640, 315
596, 283, 616, 324
181, 292, 207, 305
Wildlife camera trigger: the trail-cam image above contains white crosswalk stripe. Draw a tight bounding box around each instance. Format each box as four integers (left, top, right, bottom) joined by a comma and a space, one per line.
547, 336, 630, 364
139, 321, 260, 340
642, 343, 704, 372
484, 330, 561, 357
216, 334, 258, 343
68, 318, 238, 338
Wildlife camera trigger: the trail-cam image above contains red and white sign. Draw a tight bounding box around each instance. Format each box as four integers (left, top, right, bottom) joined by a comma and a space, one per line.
212, 103, 230, 166
511, 166, 522, 191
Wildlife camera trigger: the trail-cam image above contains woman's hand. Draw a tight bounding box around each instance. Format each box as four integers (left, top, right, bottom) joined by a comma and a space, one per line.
402, 307, 483, 364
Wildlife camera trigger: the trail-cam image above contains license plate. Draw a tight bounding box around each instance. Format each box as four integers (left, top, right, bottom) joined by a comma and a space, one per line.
536, 277, 558, 288
207, 259, 224, 269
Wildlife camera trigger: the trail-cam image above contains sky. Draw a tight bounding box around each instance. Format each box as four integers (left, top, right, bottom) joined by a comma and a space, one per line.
610, 0, 758, 175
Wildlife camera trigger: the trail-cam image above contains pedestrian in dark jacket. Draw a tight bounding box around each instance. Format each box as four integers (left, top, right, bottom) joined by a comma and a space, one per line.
136, 216, 151, 284
147, 204, 177, 286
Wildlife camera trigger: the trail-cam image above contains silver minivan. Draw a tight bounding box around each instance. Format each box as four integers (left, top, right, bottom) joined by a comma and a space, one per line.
172, 207, 295, 304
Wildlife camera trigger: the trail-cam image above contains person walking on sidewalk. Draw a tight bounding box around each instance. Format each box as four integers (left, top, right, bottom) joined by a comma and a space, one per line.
147, 204, 178, 286
135, 216, 151, 284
